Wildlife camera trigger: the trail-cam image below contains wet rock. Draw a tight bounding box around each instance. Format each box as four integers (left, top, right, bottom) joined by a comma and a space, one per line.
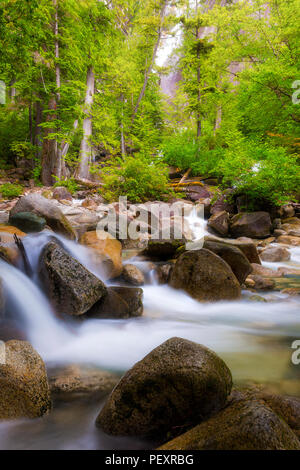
248, 295, 268, 302
155, 263, 174, 284
39, 241, 107, 316
277, 235, 300, 246
96, 337, 232, 438
0, 340, 51, 420
230, 212, 272, 239
81, 198, 98, 210
204, 235, 261, 264
170, 249, 241, 301
251, 263, 280, 278
9, 212, 46, 233
87, 286, 143, 319
10, 194, 76, 239
0, 225, 26, 238
110, 287, 143, 317
185, 185, 211, 202
48, 364, 119, 401
52, 186, 73, 202
142, 240, 185, 261
246, 275, 275, 291
159, 398, 300, 450
288, 230, 300, 238
207, 211, 229, 237
80, 231, 123, 280
122, 264, 145, 286
203, 240, 252, 284
257, 236, 276, 248
260, 246, 291, 262
0, 212, 9, 224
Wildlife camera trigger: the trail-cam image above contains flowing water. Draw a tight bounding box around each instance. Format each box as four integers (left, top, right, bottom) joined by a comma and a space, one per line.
0, 210, 300, 449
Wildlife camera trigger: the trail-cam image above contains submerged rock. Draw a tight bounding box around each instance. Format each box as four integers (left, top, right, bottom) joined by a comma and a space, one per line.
0, 340, 51, 420
260, 246, 291, 262
39, 241, 107, 316
203, 240, 252, 284
96, 337, 232, 438
169, 249, 241, 301
48, 364, 119, 401
159, 398, 300, 450
230, 212, 272, 239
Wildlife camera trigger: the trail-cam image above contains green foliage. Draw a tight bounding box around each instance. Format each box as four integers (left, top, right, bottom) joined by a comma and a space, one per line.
0, 183, 23, 199
216, 143, 300, 206
101, 154, 173, 203
53, 177, 78, 195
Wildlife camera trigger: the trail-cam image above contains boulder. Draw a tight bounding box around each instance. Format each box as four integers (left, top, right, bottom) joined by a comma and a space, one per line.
96, 338, 232, 438
39, 241, 107, 316
230, 212, 272, 239
52, 186, 73, 202
277, 205, 295, 219
203, 240, 252, 284
260, 246, 291, 262
81, 198, 98, 210
80, 231, 123, 280
204, 235, 261, 264
48, 364, 119, 401
277, 235, 300, 247
9, 212, 46, 233
159, 398, 300, 450
185, 185, 211, 202
207, 211, 229, 237
122, 264, 145, 286
10, 194, 76, 239
87, 286, 143, 319
169, 249, 241, 301
0, 212, 9, 225
0, 340, 51, 420
142, 239, 185, 261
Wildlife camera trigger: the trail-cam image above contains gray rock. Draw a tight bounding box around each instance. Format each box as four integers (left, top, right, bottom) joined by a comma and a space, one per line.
96, 337, 232, 438
39, 241, 107, 316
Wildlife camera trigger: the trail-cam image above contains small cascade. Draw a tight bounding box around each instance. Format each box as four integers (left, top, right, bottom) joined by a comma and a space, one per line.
0, 259, 72, 354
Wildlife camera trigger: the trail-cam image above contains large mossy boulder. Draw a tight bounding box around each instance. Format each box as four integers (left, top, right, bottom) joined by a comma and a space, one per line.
79, 231, 123, 280
0, 340, 51, 420
230, 212, 272, 239
203, 240, 252, 284
10, 194, 76, 239
87, 286, 143, 319
39, 241, 107, 316
96, 337, 232, 438
9, 212, 46, 233
169, 249, 241, 301
159, 398, 300, 450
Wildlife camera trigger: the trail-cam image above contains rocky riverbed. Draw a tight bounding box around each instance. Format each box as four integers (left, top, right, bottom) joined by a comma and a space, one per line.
0, 186, 300, 450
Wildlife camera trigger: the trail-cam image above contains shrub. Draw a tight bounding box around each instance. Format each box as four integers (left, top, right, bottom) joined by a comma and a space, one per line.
101, 154, 174, 203
0, 183, 24, 199
216, 144, 300, 206
53, 177, 78, 195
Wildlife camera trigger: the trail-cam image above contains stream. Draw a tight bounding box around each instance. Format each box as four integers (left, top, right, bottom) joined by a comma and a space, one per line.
0, 210, 300, 449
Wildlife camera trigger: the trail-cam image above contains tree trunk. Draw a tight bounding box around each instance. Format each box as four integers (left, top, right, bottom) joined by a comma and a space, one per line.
131, 0, 168, 125
76, 66, 95, 179
41, 96, 59, 186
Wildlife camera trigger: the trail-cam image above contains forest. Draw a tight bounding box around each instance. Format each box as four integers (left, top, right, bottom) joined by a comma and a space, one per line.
0, 0, 300, 453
